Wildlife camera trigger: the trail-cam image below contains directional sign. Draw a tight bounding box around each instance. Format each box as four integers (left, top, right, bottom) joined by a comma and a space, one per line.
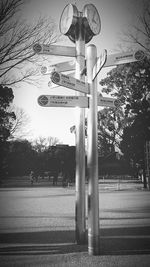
104, 50, 145, 67
33, 43, 76, 57
50, 60, 75, 72
48, 72, 75, 87
51, 71, 89, 94
93, 49, 107, 80
38, 95, 88, 108
98, 96, 116, 107
41, 60, 75, 75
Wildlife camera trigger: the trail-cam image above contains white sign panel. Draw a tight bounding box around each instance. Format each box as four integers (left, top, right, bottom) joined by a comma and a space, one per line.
48, 72, 75, 88
98, 96, 116, 107
38, 95, 88, 108
93, 49, 107, 80
104, 50, 145, 67
51, 72, 89, 94
50, 60, 75, 72
33, 43, 76, 57
41, 60, 75, 75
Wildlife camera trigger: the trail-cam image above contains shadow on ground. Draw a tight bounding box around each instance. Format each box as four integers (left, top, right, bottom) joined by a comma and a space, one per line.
100, 226, 150, 255
0, 226, 150, 256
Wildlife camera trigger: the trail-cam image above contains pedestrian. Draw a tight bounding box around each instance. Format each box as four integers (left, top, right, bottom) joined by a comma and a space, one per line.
29, 171, 34, 185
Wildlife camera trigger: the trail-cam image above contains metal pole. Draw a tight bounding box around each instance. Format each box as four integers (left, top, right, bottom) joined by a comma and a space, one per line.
87, 44, 100, 255
75, 14, 86, 244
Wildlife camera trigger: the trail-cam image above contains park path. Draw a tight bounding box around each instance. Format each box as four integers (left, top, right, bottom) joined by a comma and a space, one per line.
0, 187, 150, 266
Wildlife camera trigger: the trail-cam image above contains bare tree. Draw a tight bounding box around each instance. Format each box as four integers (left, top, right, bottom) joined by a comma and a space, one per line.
122, 0, 150, 54
33, 136, 61, 152
33, 136, 47, 153
0, 0, 59, 86
47, 136, 61, 147
7, 105, 31, 139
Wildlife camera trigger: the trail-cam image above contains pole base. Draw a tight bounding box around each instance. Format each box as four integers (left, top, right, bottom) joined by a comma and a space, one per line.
88, 234, 100, 255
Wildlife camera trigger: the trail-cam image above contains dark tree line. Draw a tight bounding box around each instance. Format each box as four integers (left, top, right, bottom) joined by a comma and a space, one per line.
0, 84, 15, 178
98, 0, 150, 187
0, 84, 75, 182
6, 139, 75, 181
100, 57, 150, 187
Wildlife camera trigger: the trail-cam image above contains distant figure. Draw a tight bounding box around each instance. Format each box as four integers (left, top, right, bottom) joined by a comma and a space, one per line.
34, 170, 39, 183
50, 158, 59, 186
138, 169, 144, 182
61, 160, 70, 187
52, 171, 58, 186
29, 171, 34, 185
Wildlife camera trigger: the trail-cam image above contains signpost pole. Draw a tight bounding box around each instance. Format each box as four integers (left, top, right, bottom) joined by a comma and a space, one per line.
75, 14, 86, 244
87, 44, 100, 255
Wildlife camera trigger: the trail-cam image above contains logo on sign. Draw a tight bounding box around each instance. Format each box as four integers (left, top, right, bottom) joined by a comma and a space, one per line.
134, 50, 145, 61
41, 66, 47, 74
33, 43, 42, 53
51, 72, 60, 83
38, 95, 49, 106
114, 99, 121, 107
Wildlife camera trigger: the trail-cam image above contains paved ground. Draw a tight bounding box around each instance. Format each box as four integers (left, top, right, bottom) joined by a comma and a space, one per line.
0, 184, 150, 266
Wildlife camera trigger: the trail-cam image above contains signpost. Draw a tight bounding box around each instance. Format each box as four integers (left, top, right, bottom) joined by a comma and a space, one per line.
33, 43, 76, 57
38, 95, 88, 108
50, 60, 75, 72
98, 96, 116, 107
33, 2, 147, 257
51, 71, 89, 94
38, 94, 117, 108
41, 60, 75, 75
48, 72, 75, 88
105, 50, 145, 67
93, 49, 107, 80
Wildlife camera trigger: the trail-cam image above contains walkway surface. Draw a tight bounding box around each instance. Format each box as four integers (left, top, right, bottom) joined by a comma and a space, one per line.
0, 183, 150, 266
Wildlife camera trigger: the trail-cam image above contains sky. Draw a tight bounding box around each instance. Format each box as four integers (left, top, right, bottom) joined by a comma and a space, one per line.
12, 0, 144, 145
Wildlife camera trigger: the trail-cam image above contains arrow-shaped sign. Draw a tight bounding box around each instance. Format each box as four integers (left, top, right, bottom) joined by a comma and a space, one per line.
49, 60, 76, 73
48, 72, 75, 87
98, 96, 116, 107
33, 43, 76, 57
104, 50, 145, 67
41, 60, 75, 75
38, 95, 88, 108
93, 49, 107, 80
51, 71, 89, 94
